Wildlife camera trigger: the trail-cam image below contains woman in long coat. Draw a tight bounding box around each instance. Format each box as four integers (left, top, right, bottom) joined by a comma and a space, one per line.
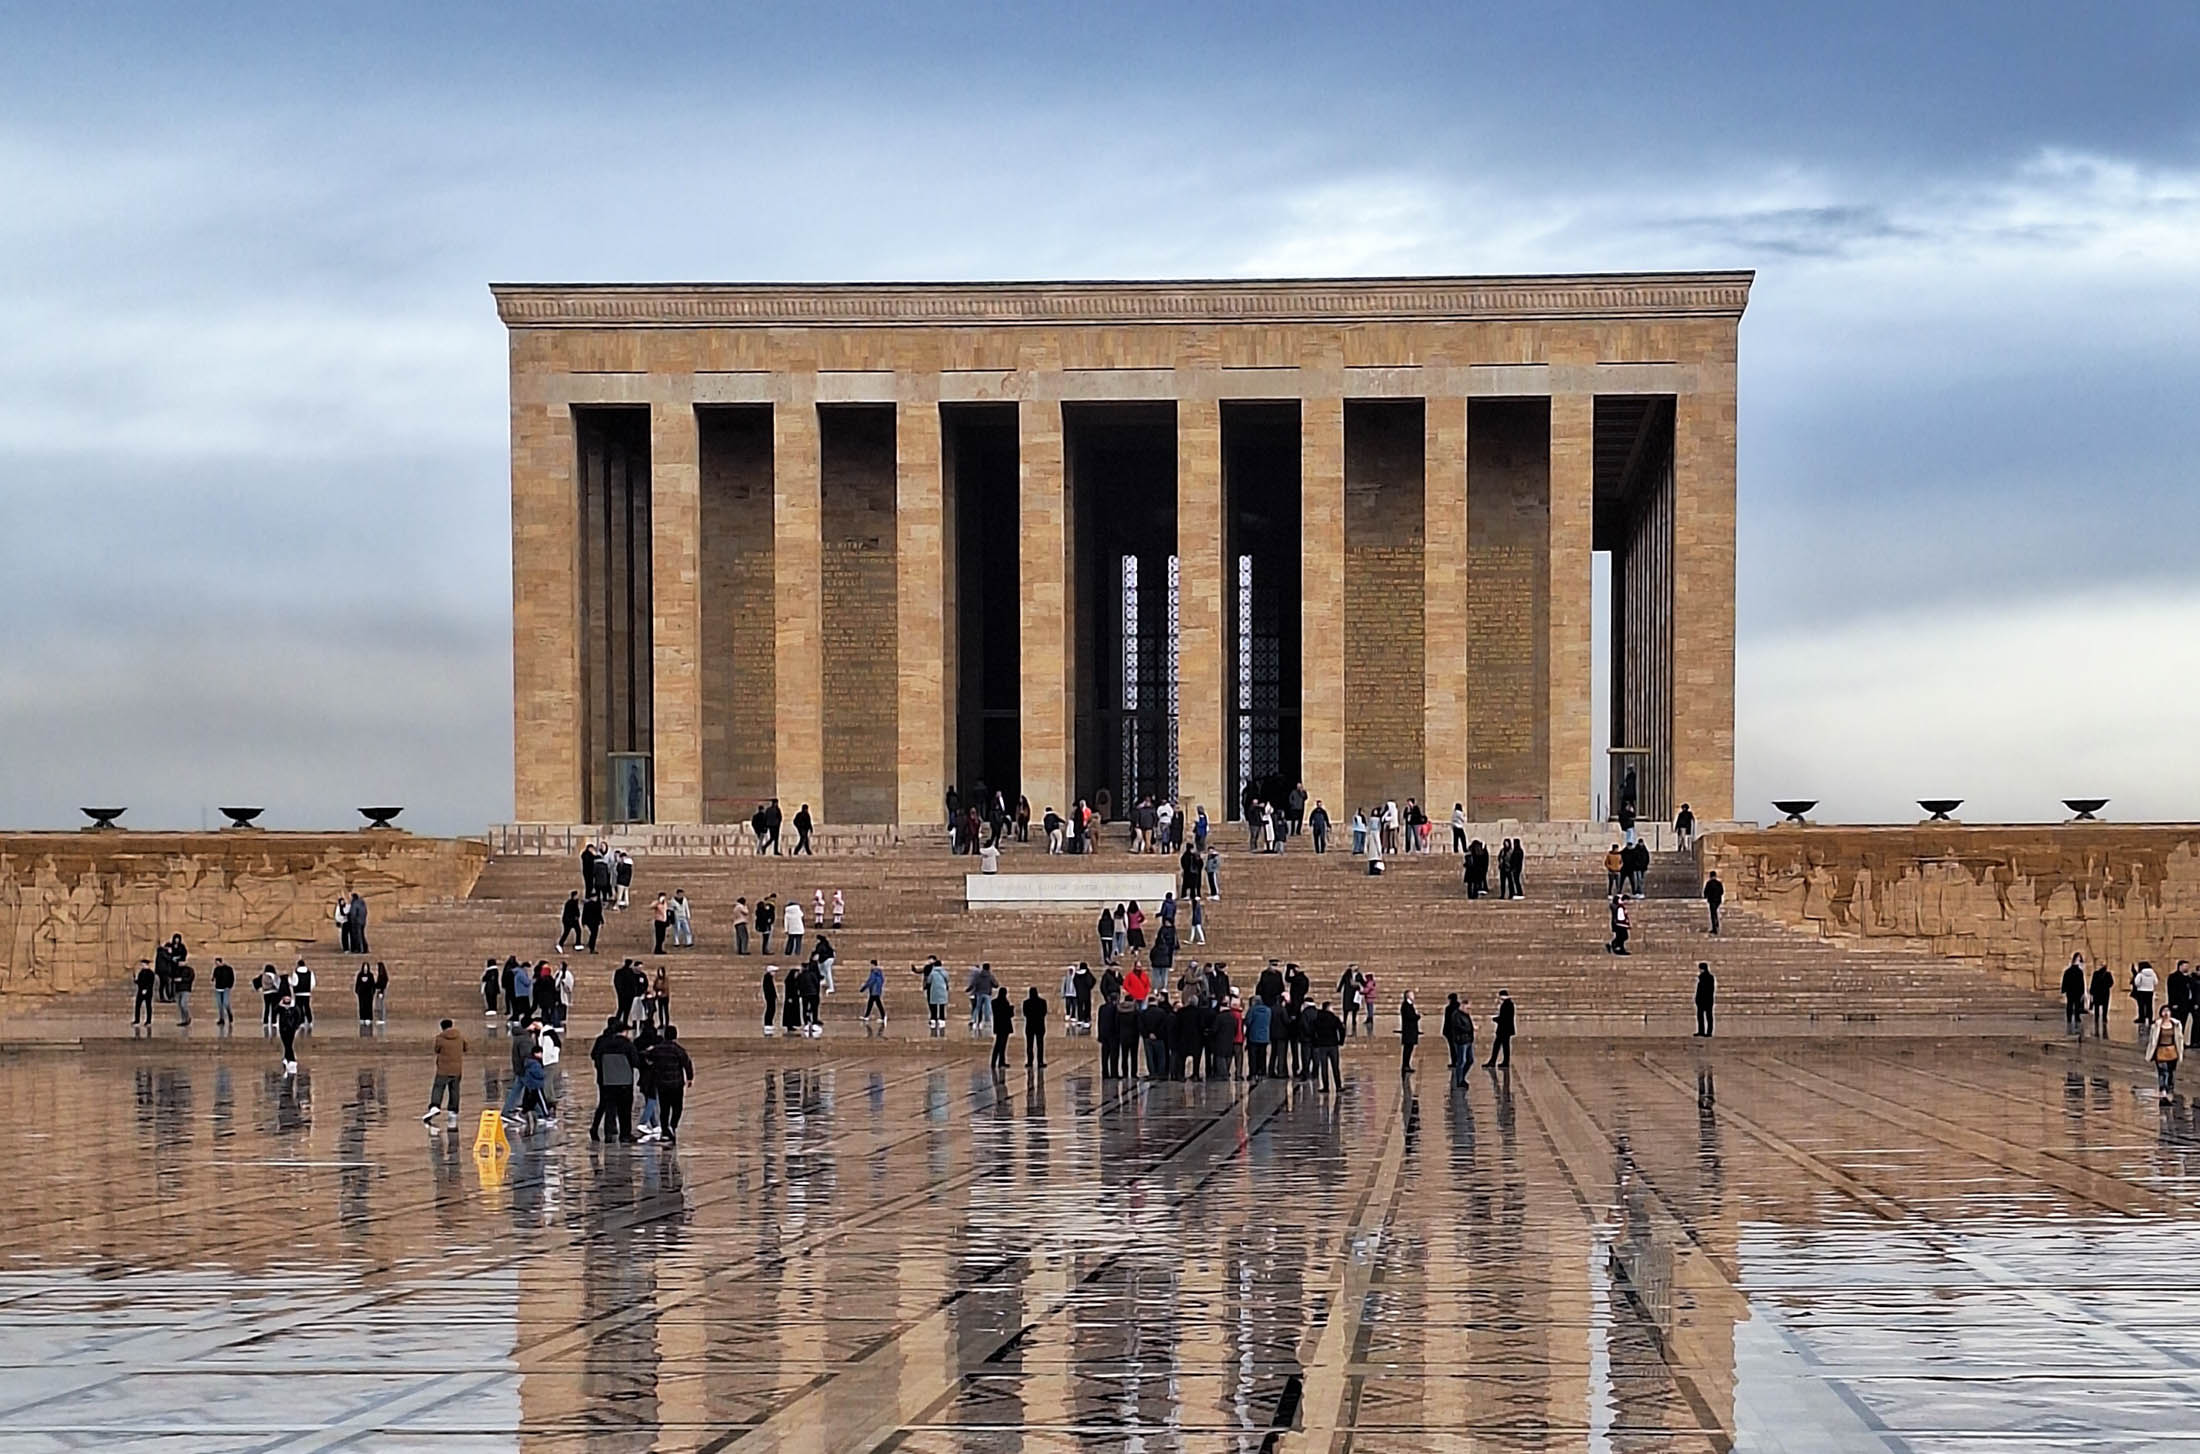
1397, 991, 1421, 1074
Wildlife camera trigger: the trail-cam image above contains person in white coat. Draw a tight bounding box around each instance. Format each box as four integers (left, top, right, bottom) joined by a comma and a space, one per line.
2144, 1005, 2186, 1102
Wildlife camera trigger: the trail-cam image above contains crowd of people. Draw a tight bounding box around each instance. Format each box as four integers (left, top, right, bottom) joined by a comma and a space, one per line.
2058, 952, 2197, 1102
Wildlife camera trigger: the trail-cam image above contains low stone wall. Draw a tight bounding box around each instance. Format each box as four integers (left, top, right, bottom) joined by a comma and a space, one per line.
0, 832, 488, 999
1700, 824, 2200, 991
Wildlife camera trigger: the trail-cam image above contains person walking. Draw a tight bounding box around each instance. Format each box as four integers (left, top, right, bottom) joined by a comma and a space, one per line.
260, 963, 285, 1032
1309, 800, 1330, 854
292, 957, 315, 1026
989, 986, 1014, 1072
581, 893, 604, 954
211, 957, 235, 1029
276, 994, 304, 1075
2091, 960, 2116, 1038
1675, 802, 1696, 852
862, 961, 887, 1027
1604, 844, 1625, 898
1607, 897, 1631, 955
559, 891, 582, 952
792, 803, 814, 855
644, 1027, 694, 1142
761, 965, 779, 1036
1023, 986, 1048, 1070
2145, 1005, 2186, 1103
171, 957, 195, 1027
923, 958, 950, 1034
422, 1019, 468, 1127
1442, 993, 1473, 1087
1485, 989, 1516, 1068
1704, 871, 1724, 935
1398, 991, 1421, 1074
1695, 963, 1717, 1036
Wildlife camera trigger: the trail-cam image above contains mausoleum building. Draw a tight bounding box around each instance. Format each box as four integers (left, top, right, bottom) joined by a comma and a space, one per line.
495, 274, 1746, 828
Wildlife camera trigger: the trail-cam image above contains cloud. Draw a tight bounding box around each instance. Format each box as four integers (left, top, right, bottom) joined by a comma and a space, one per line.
1736, 585, 2200, 825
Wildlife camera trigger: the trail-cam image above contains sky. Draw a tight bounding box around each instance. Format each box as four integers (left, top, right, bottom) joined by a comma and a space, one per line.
1, 1, 2195, 833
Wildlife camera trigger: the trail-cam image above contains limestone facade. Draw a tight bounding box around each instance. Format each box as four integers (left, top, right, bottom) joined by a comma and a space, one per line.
498, 274, 1748, 827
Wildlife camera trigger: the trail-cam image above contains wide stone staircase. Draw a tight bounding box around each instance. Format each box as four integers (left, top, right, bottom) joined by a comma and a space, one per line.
359, 834, 2053, 1041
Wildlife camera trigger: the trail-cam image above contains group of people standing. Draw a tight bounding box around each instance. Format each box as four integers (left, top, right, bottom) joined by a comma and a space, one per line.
1460, 837, 1526, 898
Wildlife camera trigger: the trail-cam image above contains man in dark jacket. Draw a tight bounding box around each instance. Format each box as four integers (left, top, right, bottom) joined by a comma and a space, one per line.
580, 894, 604, 953
793, 803, 814, 856
1096, 998, 1120, 1077
1695, 963, 1716, 1037
1169, 997, 1204, 1081
1307, 1000, 1345, 1091
1139, 994, 1171, 1079
1704, 871, 1725, 934
589, 1017, 637, 1142
1486, 990, 1517, 1067
2089, 961, 2115, 1038
559, 892, 582, 951
643, 1027, 694, 1141
2061, 955, 2087, 1035
1022, 987, 1048, 1070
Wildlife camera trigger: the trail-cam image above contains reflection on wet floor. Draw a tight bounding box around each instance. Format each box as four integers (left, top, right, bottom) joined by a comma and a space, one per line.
2, 1039, 2199, 1450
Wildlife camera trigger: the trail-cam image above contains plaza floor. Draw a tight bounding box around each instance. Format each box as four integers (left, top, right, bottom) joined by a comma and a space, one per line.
2, 1036, 2198, 1451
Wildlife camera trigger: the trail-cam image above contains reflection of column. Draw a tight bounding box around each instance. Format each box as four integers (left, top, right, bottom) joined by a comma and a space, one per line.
1547, 392, 1595, 820
1019, 398, 1072, 812
1177, 396, 1224, 816
513, 404, 582, 821
1300, 395, 1346, 812
775, 390, 825, 814
1673, 382, 1737, 822
651, 402, 703, 823
1423, 395, 1470, 816
895, 395, 945, 827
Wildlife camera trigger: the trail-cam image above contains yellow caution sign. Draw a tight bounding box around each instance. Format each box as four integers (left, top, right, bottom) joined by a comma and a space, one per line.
472, 1110, 510, 1157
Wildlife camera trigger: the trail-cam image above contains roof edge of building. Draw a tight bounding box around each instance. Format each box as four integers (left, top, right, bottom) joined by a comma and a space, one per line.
488, 271, 1754, 328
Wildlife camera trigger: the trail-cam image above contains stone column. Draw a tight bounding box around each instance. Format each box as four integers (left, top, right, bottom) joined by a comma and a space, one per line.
895, 392, 946, 828
1547, 392, 1596, 820
774, 388, 825, 817
649, 401, 703, 823
1423, 395, 1470, 820
1301, 395, 1346, 817
1176, 395, 1225, 820
1019, 398, 1072, 813
512, 400, 582, 822
1673, 380, 1737, 821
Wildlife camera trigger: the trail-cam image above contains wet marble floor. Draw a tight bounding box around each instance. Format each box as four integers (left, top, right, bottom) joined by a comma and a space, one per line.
2, 1037, 2199, 1451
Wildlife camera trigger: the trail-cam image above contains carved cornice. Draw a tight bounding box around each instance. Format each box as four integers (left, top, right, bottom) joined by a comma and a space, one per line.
491, 273, 1752, 329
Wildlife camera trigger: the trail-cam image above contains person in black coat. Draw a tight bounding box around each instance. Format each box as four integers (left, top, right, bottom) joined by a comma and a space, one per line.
990, 987, 1014, 1072
1398, 992, 1421, 1073
2060, 955, 2086, 1034
1170, 997, 1204, 1081
1022, 987, 1048, 1069
1695, 963, 1716, 1037
1486, 990, 1516, 1067
581, 894, 604, 953
793, 803, 815, 856
1704, 871, 1725, 934
1096, 997, 1120, 1077
2089, 962, 2114, 1037
1442, 993, 1474, 1085
1139, 994, 1171, 1078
